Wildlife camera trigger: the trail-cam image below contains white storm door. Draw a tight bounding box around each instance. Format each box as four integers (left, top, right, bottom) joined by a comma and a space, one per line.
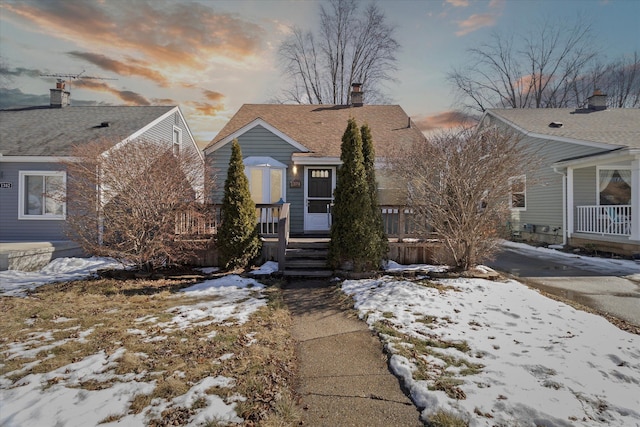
304, 167, 335, 232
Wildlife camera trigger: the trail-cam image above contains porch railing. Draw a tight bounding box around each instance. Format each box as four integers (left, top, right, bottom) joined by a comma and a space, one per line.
380, 206, 431, 240
176, 204, 431, 240
575, 205, 632, 236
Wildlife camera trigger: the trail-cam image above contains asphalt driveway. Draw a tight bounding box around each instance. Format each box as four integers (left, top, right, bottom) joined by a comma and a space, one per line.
487, 243, 640, 327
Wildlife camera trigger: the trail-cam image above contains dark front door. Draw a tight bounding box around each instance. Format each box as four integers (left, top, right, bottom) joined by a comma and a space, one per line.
304, 168, 334, 231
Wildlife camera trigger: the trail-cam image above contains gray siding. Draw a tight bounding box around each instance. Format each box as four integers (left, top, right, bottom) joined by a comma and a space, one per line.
206, 125, 305, 232
573, 167, 597, 206
0, 161, 68, 240
515, 134, 604, 233
0, 109, 203, 243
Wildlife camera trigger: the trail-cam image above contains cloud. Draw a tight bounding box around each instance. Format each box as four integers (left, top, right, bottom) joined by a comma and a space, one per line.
73, 80, 150, 105
455, 13, 498, 36
446, 0, 470, 7
67, 52, 170, 87
0, 87, 49, 108
203, 90, 225, 103
187, 101, 225, 116
1, 0, 266, 72
0, 65, 42, 79
413, 110, 477, 132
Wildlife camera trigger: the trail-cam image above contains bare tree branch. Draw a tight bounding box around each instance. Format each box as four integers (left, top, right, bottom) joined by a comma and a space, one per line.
278, 0, 399, 104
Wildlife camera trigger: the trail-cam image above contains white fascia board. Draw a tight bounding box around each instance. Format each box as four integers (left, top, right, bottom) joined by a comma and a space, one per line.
204, 118, 310, 155
0, 156, 75, 163
174, 106, 204, 162
552, 148, 640, 169
292, 156, 341, 165
486, 111, 622, 150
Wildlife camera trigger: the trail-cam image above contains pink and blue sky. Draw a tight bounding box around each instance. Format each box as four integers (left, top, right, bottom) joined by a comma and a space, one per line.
1, 0, 638, 147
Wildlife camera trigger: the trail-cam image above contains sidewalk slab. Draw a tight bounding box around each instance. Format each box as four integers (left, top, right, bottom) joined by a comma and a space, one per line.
284, 279, 422, 427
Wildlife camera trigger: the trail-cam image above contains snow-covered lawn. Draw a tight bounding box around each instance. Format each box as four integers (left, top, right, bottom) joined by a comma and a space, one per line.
342, 272, 640, 426
0, 270, 272, 426
0, 257, 124, 297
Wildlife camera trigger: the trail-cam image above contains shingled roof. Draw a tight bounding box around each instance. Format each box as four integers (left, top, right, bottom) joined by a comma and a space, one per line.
0, 105, 176, 156
206, 104, 426, 157
487, 108, 640, 149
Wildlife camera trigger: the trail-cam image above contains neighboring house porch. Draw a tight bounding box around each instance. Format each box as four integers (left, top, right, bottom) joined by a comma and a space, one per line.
555, 149, 640, 255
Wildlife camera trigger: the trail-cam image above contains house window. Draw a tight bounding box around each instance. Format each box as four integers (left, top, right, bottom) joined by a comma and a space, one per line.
173, 126, 182, 156
509, 175, 526, 209
244, 157, 287, 204
599, 168, 631, 205
19, 171, 66, 220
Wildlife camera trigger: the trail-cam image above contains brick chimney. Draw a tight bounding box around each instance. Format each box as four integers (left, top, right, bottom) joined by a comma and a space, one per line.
587, 89, 607, 111
50, 81, 70, 108
350, 83, 363, 107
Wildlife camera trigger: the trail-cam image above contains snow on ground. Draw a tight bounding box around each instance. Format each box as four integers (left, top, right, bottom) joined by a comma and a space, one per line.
0, 274, 265, 427
502, 240, 640, 279
342, 272, 640, 426
0, 257, 124, 297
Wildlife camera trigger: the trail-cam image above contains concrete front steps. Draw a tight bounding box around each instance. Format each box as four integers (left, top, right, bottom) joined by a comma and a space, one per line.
283, 238, 333, 278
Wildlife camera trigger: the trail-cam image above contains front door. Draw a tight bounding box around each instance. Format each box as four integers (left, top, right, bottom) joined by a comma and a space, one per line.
304, 167, 335, 232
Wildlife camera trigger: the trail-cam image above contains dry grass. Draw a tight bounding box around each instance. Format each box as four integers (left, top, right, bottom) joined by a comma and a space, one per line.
0, 275, 299, 426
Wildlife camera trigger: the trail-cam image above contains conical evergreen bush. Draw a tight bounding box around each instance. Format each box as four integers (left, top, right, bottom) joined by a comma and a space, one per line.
217, 140, 261, 270
361, 123, 388, 262
329, 118, 381, 272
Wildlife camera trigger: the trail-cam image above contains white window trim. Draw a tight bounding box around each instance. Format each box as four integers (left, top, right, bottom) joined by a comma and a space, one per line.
596, 166, 631, 206
173, 125, 182, 156
18, 170, 67, 220
244, 157, 287, 204
509, 174, 526, 211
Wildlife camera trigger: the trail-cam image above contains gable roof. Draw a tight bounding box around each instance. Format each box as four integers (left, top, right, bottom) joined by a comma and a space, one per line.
205, 104, 426, 158
0, 105, 176, 157
486, 108, 640, 149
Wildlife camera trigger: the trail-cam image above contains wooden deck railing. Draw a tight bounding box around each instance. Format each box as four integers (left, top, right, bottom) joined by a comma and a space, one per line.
380, 206, 430, 240
176, 203, 429, 241
277, 203, 290, 272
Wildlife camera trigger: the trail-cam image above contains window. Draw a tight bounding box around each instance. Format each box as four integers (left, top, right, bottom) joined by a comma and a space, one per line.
244, 157, 286, 204
509, 175, 526, 209
19, 171, 66, 220
172, 126, 182, 156
599, 168, 631, 205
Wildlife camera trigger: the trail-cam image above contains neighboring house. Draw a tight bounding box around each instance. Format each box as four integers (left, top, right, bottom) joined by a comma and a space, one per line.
0, 83, 203, 244
481, 92, 640, 256
203, 84, 426, 236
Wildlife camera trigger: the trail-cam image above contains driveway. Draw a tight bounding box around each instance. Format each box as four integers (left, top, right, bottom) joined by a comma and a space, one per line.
487, 242, 640, 327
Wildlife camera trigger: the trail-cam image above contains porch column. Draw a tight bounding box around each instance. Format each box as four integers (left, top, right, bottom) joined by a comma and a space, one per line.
566, 167, 574, 238
630, 159, 640, 241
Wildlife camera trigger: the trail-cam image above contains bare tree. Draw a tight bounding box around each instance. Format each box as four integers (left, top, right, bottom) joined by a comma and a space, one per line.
387, 128, 536, 271
448, 15, 598, 112
278, 0, 399, 104
60, 138, 205, 271
596, 52, 640, 108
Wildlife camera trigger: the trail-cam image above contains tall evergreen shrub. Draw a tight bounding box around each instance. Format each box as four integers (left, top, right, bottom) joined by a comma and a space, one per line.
217, 140, 261, 270
328, 118, 380, 271
361, 123, 388, 262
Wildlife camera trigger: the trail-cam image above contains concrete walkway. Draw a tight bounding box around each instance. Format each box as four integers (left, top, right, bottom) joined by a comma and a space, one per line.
283, 279, 422, 427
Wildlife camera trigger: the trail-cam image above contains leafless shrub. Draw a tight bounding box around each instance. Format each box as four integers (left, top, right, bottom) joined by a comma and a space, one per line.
387, 127, 537, 270
60, 137, 205, 270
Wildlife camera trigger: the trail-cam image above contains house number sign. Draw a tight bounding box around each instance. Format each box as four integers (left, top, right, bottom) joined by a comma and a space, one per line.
0, 182, 12, 189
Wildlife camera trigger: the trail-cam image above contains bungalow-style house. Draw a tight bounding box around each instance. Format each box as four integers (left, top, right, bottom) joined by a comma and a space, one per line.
481, 92, 640, 256
0, 83, 203, 269
204, 84, 426, 236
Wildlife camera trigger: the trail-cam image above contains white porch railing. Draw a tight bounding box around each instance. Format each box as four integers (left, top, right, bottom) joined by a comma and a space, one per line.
575, 205, 632, 236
